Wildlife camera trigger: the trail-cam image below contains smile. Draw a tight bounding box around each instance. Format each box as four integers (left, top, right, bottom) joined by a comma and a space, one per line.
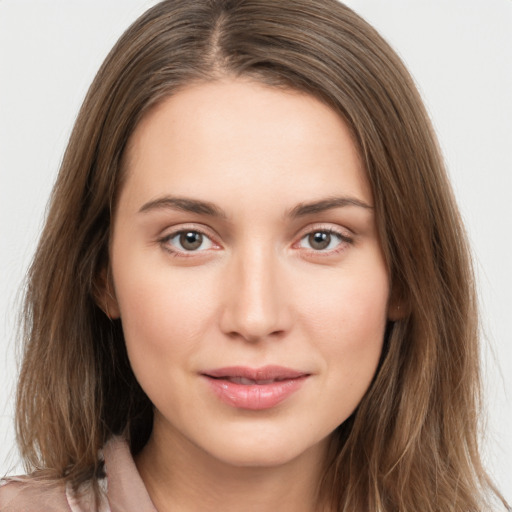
202, 366, 310, 410
222, 376, 288, 385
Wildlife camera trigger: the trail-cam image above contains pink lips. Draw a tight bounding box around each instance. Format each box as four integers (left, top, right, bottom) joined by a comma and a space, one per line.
202, 366, 309, 410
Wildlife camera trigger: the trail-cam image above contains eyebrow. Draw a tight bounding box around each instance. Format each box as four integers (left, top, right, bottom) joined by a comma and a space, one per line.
139, 196, 228, 218
138, 195, 373, 219
287, 196, 373, 217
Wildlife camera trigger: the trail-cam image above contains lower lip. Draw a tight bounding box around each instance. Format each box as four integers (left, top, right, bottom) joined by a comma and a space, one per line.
203, 376, 308, 410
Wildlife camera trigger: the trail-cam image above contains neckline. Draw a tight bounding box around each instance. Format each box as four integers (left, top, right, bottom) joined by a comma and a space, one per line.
103, 436, 158, 512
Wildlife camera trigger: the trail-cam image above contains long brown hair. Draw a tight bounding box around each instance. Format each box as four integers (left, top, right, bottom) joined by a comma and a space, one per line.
16, 0, 506, 509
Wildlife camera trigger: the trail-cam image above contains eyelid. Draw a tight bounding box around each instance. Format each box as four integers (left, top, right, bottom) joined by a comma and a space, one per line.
292, 223, 354, 255
157, 222, 353, 257
158, 223, 222, 255
294, 222, 354, 241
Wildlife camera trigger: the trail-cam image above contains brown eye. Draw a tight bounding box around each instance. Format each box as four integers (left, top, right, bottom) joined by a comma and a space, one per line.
179, 231, 203, 250
297, 229, 351, 253
308, 232, 331, 250
161, 229, 216, 255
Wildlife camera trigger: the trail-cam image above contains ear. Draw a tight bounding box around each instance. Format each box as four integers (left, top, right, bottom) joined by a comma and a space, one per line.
387, 302, 406, 322
387, 286, 408, 322
93, 266, 121, 319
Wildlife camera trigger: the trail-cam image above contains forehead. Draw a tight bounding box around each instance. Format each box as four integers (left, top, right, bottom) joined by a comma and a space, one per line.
120, 78, 372, 212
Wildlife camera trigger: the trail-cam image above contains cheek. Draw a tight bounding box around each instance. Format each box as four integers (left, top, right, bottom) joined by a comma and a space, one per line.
303, 263, 388, 337
298, 259, 389, 389
112, 255, 218, 370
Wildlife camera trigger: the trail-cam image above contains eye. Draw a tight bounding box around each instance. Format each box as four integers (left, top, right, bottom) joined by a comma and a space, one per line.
163, 230, 215, 252
297, 230, 350, 252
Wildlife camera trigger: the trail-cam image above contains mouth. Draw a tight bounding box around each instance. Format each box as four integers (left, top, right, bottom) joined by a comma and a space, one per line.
216, 376, 291, 385
201, 366, 310, 410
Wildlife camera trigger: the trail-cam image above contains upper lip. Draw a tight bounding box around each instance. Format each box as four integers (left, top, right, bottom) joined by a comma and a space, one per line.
203, 365, 308, 381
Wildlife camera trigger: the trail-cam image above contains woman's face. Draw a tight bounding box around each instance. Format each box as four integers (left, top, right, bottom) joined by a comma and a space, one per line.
107, 78, 391, 468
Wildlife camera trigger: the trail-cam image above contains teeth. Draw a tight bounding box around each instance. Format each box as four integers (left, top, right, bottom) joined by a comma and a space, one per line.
227, 377, 255, 385
226, 377, 277, 385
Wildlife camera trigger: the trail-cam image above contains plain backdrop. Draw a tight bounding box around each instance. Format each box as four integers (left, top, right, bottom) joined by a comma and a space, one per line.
1, 0, 511, 501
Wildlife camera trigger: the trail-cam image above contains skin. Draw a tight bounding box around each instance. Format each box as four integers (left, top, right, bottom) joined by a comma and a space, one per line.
105, 77, 392, 512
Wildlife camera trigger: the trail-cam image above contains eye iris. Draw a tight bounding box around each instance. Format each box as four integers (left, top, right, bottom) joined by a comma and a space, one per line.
179, 231, 203, 250
308, 232, 330, 250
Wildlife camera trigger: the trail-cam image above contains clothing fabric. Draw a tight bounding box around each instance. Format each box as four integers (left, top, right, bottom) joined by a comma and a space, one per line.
0, 437, 157, 512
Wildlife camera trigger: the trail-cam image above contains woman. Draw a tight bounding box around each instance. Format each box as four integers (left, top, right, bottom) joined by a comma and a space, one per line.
0, 0, 508, 510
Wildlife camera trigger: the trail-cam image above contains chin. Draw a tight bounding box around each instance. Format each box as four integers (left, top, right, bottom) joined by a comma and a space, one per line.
223, 448, 297, 468
202, 428, 330, 469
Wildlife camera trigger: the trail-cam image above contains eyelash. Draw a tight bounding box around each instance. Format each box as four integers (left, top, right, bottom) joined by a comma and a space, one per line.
158, 226, 219, 257
295, 227, 353, 256
158, 225, 353, 257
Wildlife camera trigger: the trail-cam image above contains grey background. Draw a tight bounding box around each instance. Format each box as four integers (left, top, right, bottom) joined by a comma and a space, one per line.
1, 0, 511, 501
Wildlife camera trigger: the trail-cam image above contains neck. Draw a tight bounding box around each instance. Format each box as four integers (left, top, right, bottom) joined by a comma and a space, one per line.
135, 422, 330, 512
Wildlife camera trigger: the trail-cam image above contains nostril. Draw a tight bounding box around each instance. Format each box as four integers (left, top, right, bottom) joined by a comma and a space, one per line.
218, 265, 293, 341
225, 329, 286, 344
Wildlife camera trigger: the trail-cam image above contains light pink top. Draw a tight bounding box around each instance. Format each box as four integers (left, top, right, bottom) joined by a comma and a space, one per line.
0, 437, 157, 512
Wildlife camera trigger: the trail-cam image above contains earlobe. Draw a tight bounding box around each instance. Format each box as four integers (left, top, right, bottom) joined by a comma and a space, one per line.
93, 266, 121, 319
387, 302, 405, 322
387, 285, 409, 321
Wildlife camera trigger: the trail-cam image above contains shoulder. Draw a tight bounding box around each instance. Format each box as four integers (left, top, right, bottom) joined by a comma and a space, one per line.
0, 477, 71, 512
0, 437, 146, 512
0, 475, 108, 512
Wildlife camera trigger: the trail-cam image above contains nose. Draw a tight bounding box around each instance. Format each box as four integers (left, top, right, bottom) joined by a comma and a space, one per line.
219, 246, 292, 343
